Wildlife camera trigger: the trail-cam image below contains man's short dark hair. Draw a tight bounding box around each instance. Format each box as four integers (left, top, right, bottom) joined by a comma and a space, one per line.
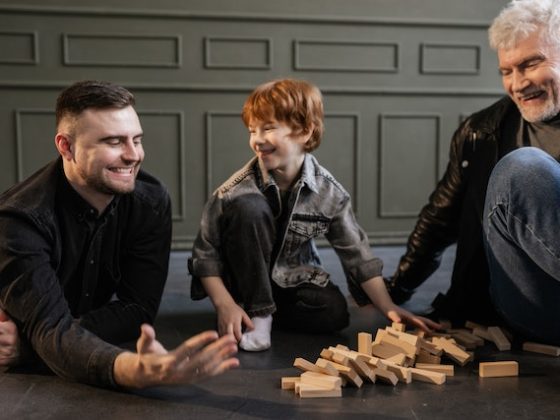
55, 80, 135, 127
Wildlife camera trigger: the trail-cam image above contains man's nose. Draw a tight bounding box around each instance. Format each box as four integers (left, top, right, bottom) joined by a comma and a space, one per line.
512, 70, 530, 93
122, 139, 140, 161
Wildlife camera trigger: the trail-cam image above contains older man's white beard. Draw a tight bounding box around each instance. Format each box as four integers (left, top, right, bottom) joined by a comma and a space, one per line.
519, 100, 560, 123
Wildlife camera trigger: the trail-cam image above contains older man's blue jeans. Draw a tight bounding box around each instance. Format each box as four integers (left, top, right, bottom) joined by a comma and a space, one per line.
483, 147, 560, 345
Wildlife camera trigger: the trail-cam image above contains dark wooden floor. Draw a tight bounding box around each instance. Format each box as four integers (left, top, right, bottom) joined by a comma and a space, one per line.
2, 246, 559, 419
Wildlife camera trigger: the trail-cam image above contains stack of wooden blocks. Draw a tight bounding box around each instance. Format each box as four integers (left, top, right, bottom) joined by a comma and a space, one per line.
281, 321, 560, 398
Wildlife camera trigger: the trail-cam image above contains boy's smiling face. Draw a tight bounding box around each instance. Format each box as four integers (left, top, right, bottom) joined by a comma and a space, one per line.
248, 118, 310, 188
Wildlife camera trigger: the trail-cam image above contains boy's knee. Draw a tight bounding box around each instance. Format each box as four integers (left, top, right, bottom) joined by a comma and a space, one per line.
295, 285, 349, 332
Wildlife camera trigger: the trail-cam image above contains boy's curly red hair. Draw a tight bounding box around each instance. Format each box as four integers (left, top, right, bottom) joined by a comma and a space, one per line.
242, 79, 324, 152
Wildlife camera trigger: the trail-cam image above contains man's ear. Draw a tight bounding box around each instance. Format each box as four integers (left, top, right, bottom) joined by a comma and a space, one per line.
55, 133, 74, 161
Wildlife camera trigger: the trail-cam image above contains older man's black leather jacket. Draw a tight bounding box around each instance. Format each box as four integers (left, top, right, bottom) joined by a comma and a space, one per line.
389, 96, 521, 324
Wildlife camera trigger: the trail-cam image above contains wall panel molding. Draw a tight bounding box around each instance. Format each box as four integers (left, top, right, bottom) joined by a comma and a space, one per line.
0, 5, 493, 29
420, 43, 481, 75
137, 109, 186, 221
14, 108, 54, 182
0, 81, 504, 97
63, 33, 182, 68
378, 113, 441, 218
294, 39, 398, 73
322, 112, 360, 212
204, 36, 272, 70
0, 31, 39, 65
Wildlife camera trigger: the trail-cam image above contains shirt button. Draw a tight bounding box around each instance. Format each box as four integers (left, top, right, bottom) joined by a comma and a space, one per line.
85, 293, 90, 297
461, 160, 469, 168
89, 259, 94, 264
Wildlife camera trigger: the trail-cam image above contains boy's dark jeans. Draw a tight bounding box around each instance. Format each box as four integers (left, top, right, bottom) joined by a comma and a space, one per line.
221, 193, 349, 333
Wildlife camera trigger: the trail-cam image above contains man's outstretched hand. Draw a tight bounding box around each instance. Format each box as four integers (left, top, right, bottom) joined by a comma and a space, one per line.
113, 324, 239, 389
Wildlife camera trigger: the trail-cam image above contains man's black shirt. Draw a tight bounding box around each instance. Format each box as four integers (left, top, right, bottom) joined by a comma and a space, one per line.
0, 158, 171, 387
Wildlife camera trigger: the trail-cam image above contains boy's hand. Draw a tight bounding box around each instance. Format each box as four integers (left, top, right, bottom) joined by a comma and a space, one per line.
113, 324, 239, 389
385, 305, 441, 332
0, 309, 21, 367
215, 302, 254, 342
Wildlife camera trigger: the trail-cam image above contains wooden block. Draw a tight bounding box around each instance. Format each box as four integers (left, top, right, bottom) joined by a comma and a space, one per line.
350, 358, 376, 383
316, 358, 363, 388
419, 338, 443, 356
472, 327, 493, 342
415, 350, 441, 365
335, 344, 350, 351
383, 353, 407, 366
487, 326, 511, 351
320, 348, 334, 360
293, 358, 323, 374
372, 368, 398, 386
411, 329, 426, 338
300, 372, 342, 390
392, 322, 406, 332
281, 377, 300, 390
410, 367, 446, 384
293, 357, 338, 377
465, 320, 487, 331
383, 361, 412, 383
431, 337, 472, 366
330, 352, 375, 383
479, 361, 518, 378
358, 332, 373, 355
448, 332, 479, 350
522, 342, 560, 357
371, 342, 407, 360
331, 352, 349, 365
328, 346, 377, 366
379, 333, 418, 358
297, 382, 342, 398
386, 328, 421, 347
414, 363, 454, 376
316, 358, 350, 374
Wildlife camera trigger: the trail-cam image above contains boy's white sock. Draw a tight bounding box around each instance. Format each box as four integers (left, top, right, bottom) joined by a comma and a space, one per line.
239, 314, 272, 351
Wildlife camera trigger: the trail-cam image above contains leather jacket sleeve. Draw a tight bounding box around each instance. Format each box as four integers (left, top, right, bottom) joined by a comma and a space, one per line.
388, 119, 473, 300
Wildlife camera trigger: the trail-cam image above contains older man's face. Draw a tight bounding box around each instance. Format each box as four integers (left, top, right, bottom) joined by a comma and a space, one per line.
498, 31, 560, 123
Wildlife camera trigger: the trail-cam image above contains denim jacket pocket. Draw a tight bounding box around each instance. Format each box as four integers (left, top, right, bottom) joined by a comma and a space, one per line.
289, 214, 330, 238
283, 214, 330, 264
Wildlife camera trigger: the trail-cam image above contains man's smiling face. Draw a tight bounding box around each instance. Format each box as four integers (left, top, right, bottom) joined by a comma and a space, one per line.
498, 30, 560, 123
60, 106, 144, 209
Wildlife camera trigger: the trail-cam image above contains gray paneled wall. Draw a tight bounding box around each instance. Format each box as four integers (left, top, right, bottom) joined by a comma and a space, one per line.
0, 2, 507, 249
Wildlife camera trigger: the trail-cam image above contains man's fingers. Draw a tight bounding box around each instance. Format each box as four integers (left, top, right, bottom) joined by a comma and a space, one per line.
172, 330, 220, 363
136, 324, 156, 354
185, 336, 239, 381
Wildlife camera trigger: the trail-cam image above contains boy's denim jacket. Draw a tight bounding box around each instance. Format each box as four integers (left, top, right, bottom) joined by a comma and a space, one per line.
189, 154, 383, 306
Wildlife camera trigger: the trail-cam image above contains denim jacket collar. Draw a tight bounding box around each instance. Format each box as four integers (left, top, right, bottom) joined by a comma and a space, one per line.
254, 154, 319, 218
255, 154, 319, 194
